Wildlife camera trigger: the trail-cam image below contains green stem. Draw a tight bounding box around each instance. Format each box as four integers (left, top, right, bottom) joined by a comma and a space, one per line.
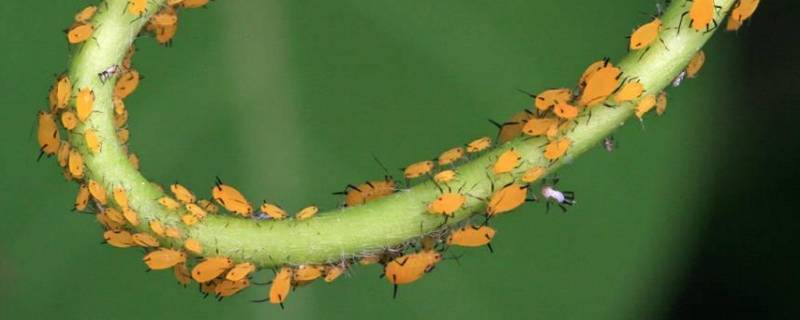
68, 0, 735, 267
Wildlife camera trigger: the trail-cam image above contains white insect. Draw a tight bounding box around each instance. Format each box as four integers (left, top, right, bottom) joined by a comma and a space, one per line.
540, 178, 575, 213
98, 64, 120, 84
672, 70, 687, 87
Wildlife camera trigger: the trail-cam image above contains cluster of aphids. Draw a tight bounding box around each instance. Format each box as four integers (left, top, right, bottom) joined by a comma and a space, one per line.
35, 0, 759, 309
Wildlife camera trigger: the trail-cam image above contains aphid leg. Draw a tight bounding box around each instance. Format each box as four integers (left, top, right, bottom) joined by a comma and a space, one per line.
558, 204, 568, 213
545, 201, 552, 214
486, 242, 494, 253
393, 283, 399, 299
676, 12, 689, 35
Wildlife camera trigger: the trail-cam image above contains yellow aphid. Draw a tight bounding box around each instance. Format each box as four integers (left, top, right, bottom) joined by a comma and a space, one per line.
338, 178, 397, 207
613, 80, 645, 103
656, 92, 668, 116
433, 170, 457, 183
83, 128, 101, 154
50, 74, 71, 110
143, 249, 187, 270
259, 202, 287, 220
60, 111, 78, 130
493, 148, 522, 175
114, 108, 128, 128
113, 97, 126, 115
578, 58, 610, 90
296, 206, 319, 220
152, 7, 178, 28
117, 128, 130, 144
487, 183, 529, 217
226, 262, 256, 281
629, 18, 662, 51
726, 17, 743, 31
165, 227, 182, 239
553, 101, 579, 120
128, 153, 140, 169
293, 265, 324, 283
683, 0, 716, 32
37, 111, 60, 158
686, 51, 706, 78
543, 138, 572, 161
494, 111, 532, 143
216, 279, 250, 299
181, 214, 199, 226
132, 233, 160, 247
184, 238, 203, 255
67, 149, 84, 179
427, 192, 466, 217
66, 23, 93, 44
438, 147, 465, 166
104, 230, 134, 248
384, 250, 442, 297
112, 186, 129, 209
521, 167, 546, 183
87, 179, 108, 205
522, 117, 559, 137
158, 196, 181, 210
212, 178, 253, 216
200, 279, 219, 297
185, 203, 207, 219
74, 184, 90, 211
192, 257, 234, 283
76, 89, 95, 122
122, 208, 140, 226
534, 88, 573, 111
324, 265, 346, 283
128, 0, 147, 16
170, 183, 196, 204
578, 62, 622, 107
635, 95, 658, 120
466, 137, 492, 153
730, 0, 760, 25
174, 263, 191, 287
181, 0, 210, 9
404, 160, 435, 179
114, 69, 140, 99
96, 211, 124, 230
268, 267, 293, 307
74, 5, 97, 23
57, 142, 71, 168
149, 219, 166, 237
105, 208, 126, 225
447, 224, 497, 249
198, 199, 219, 214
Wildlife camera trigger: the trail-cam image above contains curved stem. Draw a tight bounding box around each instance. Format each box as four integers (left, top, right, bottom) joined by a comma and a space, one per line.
69, 0, 735, 267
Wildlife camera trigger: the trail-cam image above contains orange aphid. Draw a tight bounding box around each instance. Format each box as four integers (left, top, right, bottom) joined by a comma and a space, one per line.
730, 0, 759, 24
184, 238, 203, 255
259, 202, 287, 220
216, 279, 250, 299
487, 183, 529, 216
726, 17, 743, 31
151, 6, 178, 27
57, 142, 71, 168
132, 233, 160, 247
83, 128, 101, 154
198, 199, 219, 214
66, 23, 93, 44
339, 178, 396, 207
185, 203, 208, 219
74, 184, 90, 211
200, 279, 219, 297
117, 128, 130, 144
466, 137, 492, 153
613, 80, 645, 103
164, 227, 182, 239
192, 257, 234, 283
686, 51, 706, 78
543, 137, 572, 161
113, 97, 126, 115
629, 17, 662, 51
534, 88, 573, 111
67, 149, 84, 179
112, 186, 129, 209
167, 0, 185, 6
438, 147, 465, 166
226, 262, 256, 281
181, 0, 210, 9
635, 95, 658, 120
114, 69, 140, 99
87, 179, 108, 205
96, 211, 124, 230
427, 192, 466, 217
181, 214, 199, 225
114, 108, 128, 128
447, 224, 496, 249
170, 183, 196, 204
384, 250, 442, 297
521, 167, 546, 183
324, 265, 346, 283
37, 111, 60, 158
51, 74, 71, 110
553, 101, 579, 120
682, 0, 717, 32
143, 249, 186, 270
158, 196, 181, 210
493, 148, 522, 174
128, 0, 147, 16
433, 170, 456, 183
212, 178, 253, 216
174, 263, 191, 287
104, 230, 135, 248
359, 255, 380, 265
154, 23, 178, 46
128, 153, 140, 170
293, 265, 324, 284
296, 206, 319, 220
494, 111, 533, 143
578, 62, 622, 107
122, 208, 140, 226
149, 219, 166, 237
74, 5, 97, 23
656, 92, 668, 116
404, 160, 434, 179
268, 267, 293, 307
60, 111, 78, 130
104, 208, 126, 225
522, 117, 559, 137
578, 58, 611, 90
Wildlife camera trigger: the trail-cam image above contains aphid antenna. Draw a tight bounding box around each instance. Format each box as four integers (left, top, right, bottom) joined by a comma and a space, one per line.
515, 88, 536, 98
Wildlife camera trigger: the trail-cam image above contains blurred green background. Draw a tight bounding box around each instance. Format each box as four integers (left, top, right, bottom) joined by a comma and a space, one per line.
1, 1, 797, 319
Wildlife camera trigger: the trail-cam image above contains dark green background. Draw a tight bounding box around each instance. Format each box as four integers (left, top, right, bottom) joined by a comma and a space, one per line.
1, 1, 797, 319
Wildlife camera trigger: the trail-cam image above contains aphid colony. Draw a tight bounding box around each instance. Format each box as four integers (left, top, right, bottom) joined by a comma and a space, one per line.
36, 0, 753, 308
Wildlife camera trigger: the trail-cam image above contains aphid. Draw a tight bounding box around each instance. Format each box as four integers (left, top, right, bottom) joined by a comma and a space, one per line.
296, 206, 319, 220
149, 219, 166, 237
181, 214, 199, 225
603, 136, 616, 152
128, 0, 147, 16
184, 238, 203, 255
336, 176, 397, 207
174, 263, 191, 287
226, 262, 256, 281
167, 0, 185, 7
181, 0, 210, 9
110, 187, 129, 210
727, 0, 760, 32
103, 230, 135, 248
672, 70, 687, 87
466, 137, 492, 153
656, 92, 668, 116
359, 255, 381, 265
67, 149, 85, 179
122, 208, 140, 226
75, 88, 95, 122
170, 183, 196, 204
533, 88, 573, 112
216, 279, 250, 299
493, 148, 522, 175
267, 267, 293, 308
197, 199, 218, 214
433, 170, 457, 183
128, 153, 140, 169
447, 224, 496, 252
427, 191, 467, 218
74, 184, 90, 211
143, 249, 187, 270
522, 117, 559, 137
60, 111, 78, 131
87, 179, 108, 205
104, 208, 126, 225
36, 111, 60, 159
114, 69, 140, 99
324, 265, 346, 283
158, 196, 181, 210
51, 74, 72, 110
154, 23, 178, 46
185, 203, 208, 219
258, 202, 287, 220
57, 142, 71, 168
726, 15, 743, 31
543, 137, 572, 161
96, 210, 124, 230
486, 183, 530, 217
578, 62, 622, 107
384, 250, 442, 298
293, 265, 324, 285
613, 80, 645, 103
541, 178, 576, 212
679, 0, 718, 33
438, 147, 465, 166
211, 177, 253, 216
74, 5, 97, 23
165, 227, 182, 239
192, 257, 234, 283
83, 128, 102, 154
521, 167, 546, 183
114, 107, 128, 128
200, 279, 220, 298
132, 232, 159, 247
628, 17, 665, 58
66, 23, 93, 44
686, 51, 706, 79
553, 100, 580, 120
491, 110, 532, 143
634, 95, 658, 120
122, 45, 136, 70
117, 128, 130, 144
404, 160, 434, 179
98, 64, 120, 84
